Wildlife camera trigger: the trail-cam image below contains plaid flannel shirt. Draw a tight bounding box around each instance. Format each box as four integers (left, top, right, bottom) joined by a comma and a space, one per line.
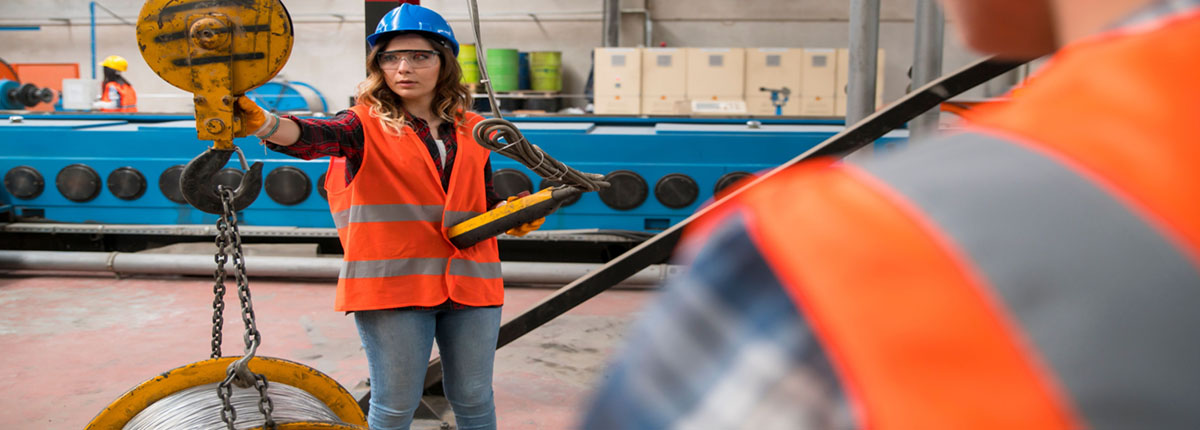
267, 109, 502, 208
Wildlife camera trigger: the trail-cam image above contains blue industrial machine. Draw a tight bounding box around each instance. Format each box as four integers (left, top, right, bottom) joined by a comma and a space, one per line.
245, 80, 329, 113
0, 113, 905, 232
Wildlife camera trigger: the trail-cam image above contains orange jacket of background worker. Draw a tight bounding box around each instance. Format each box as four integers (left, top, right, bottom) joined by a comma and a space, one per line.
584, 0, 1200, 428
96, 55, 137, 112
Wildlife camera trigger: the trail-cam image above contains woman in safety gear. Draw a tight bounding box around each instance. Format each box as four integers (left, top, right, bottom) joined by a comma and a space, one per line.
94, 55, 137, 112
583, 0, 1200, 428
234, 4, 542, 429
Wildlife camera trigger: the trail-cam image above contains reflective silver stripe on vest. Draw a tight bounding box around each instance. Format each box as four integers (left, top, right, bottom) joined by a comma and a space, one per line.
449, 259, 502, 279
857, 132, 1200, 428
340, 258, 447, 278
331, 209, 350, 229
332, 204, 444, 229
446, 211, 484, 228
339, 258, 501, 279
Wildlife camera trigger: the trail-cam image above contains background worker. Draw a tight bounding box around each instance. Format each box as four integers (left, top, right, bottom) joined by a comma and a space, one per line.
93, 55, 137, 112
234, 4, 542, 429
583, 0, 1200, 428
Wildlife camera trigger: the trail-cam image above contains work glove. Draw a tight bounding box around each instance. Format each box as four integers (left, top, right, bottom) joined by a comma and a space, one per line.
233, 96, 274, 138
501, 193, 546, 237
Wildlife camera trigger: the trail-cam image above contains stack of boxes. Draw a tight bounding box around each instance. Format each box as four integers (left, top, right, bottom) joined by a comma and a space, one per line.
799, 48, 838, 116
641, 48, 687, 115
745, 48, 803, 116
593, 46, 886, 117
685, 48, 746, 105
593, 48, 641, 115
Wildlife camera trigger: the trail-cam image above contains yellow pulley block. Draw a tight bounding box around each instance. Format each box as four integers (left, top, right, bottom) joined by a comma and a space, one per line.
86, 356, 367, 429
135, 0, 293, 214
136, 0, 292, 145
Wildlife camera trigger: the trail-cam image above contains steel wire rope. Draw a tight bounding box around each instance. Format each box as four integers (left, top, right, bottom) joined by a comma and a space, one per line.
121, 382, 343, 430
465, 0, 609, 192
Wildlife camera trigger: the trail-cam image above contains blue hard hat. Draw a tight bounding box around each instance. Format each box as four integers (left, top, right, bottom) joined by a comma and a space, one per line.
367, 3, 459, 56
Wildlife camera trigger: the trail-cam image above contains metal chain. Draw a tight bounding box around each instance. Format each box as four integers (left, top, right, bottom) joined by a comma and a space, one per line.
211, 213, 229, 359
211, 186, 276, 430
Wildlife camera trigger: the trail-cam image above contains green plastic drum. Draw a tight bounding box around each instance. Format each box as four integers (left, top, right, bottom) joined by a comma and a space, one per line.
530, 51, 562, 92
485, 48, 519, 92
459, 43, 480, 84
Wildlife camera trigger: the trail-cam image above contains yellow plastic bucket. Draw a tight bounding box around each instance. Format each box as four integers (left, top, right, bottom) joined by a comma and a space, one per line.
530, 51, 562, 92
459, 43, 480, 84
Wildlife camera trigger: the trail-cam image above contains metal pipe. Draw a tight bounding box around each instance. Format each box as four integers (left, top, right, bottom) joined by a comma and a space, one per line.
90, 1, 96, 79
602, 0, 620, 46
0, 251, 677, 286
847, 0, 881, 129
909, 0, 944, 141
644, 9, 652, 47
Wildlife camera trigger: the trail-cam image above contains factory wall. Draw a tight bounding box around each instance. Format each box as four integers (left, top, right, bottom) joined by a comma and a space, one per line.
0, 0, 990, 114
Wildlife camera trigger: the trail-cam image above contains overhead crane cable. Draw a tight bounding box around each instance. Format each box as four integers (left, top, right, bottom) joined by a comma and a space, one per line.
465, 0, 609, 192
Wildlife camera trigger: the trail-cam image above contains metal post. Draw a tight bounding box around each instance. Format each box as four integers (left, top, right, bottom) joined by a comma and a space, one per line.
602, 0, 620, 47
847, 0, 880, 130
643, 9, 652, 47
910, 0, 944, 141
90, 1, 97, 80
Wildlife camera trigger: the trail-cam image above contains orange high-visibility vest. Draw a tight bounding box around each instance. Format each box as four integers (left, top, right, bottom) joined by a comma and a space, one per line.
702, 9, 1200, 429
100, 81, 137, 112
324, 156, 350, 251
333, 105, 502, 311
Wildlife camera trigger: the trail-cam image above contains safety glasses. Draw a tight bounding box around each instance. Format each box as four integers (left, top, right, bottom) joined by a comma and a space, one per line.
377, 49, 442, 70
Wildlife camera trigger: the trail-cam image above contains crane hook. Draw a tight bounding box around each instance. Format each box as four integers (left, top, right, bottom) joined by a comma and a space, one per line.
180, 143, 263, 214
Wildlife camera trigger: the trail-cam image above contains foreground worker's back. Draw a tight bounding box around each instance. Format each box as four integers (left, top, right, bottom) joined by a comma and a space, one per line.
583, 7, 1200, 430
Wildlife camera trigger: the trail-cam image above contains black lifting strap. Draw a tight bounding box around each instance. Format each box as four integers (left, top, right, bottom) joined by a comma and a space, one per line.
355, 57, 1026, 413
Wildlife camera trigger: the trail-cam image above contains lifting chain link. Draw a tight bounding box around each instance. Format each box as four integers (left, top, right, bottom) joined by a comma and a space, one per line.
209, 186, 276, 430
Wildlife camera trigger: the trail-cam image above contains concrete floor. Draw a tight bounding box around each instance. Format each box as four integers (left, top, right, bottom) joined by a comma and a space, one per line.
0, 269, 654, 429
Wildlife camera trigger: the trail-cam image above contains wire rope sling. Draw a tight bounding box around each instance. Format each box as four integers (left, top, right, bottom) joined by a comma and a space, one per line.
443, 0, 611, 249
86, 1, 366, 428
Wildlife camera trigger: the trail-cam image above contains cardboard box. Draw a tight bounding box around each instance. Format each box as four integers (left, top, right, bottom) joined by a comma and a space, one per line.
834, 48, 886, 116
745, 48, 803, 97
746, 94, 802, 116
642, 48, 687, 96
685, 48, 745, 97
594, 48, 642, 96
594, 94, 641, 115
801, 48, 837, 116
640, 95, 688, 116
60, 79, 100, 111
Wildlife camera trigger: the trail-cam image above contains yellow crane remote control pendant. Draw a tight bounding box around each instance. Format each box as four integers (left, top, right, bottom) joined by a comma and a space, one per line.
136, 0, 294, 214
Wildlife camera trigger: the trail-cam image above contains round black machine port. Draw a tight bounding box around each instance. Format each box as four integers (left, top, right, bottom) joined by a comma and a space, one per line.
537, 179, 581, 207
493, 168, 533, 199
107, 167, 147, 201
158, 165, 187, 204
211, 168, 244, 193
56, 164, 102, 202
4, 165, 45, 200
714, 171, 754, 197
654, 173, 699, 209
265, 166, 312, 206
598, 170, 648, 211
317, 172, 328, 200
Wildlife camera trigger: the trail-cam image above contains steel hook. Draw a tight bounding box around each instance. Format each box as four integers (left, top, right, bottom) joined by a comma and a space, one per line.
180, 143, 263, 214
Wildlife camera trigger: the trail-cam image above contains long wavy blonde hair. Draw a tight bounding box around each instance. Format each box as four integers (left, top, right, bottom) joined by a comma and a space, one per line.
356, 33, 472, 135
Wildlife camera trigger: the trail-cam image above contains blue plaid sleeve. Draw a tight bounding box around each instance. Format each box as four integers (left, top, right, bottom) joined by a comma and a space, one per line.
581, 213, 854, 430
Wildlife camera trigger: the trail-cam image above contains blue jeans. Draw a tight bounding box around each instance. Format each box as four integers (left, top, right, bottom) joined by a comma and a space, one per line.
355, 306, 503, 430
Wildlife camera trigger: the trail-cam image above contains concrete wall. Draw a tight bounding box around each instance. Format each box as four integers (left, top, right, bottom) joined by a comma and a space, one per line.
0, 0, 987, 113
